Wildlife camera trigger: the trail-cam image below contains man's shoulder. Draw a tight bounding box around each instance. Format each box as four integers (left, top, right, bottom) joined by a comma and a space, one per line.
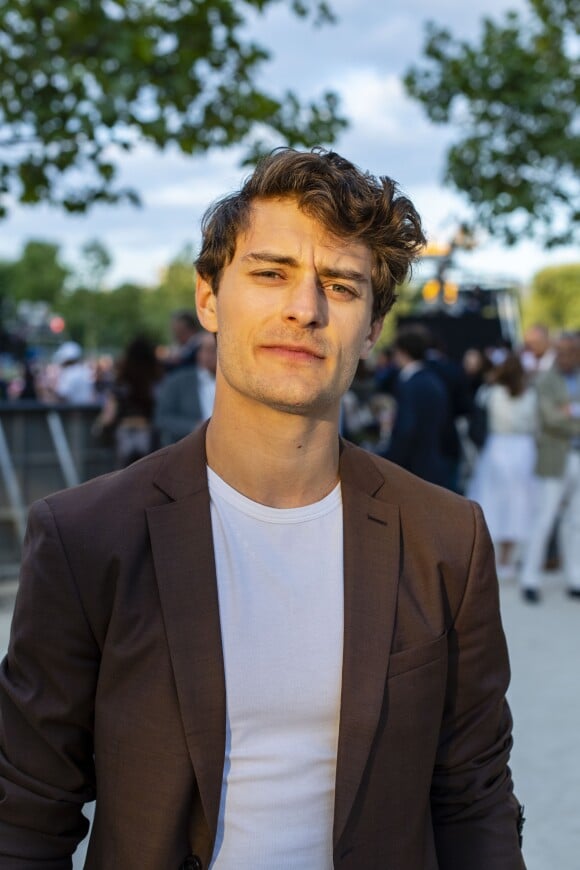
40, 429, 206, 528
405, 366, 447, 396
342, 441, 470, 513
342, 443, 480, 569
41, 445, 172, 521
536, 366, 564, 389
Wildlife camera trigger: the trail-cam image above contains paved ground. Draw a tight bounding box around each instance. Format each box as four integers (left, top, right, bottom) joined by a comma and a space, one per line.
0, 569, 578, 868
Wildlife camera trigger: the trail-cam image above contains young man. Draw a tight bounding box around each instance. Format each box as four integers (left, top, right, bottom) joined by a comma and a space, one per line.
0, 149, 525, 868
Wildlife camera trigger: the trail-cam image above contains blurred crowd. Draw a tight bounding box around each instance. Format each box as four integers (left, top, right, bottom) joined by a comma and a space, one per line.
0, 310, 217, 468
2, 314, 580, 604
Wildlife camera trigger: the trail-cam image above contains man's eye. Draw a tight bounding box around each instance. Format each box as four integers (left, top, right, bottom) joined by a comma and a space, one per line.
254, 270, 283, 279
328, 283, 356, 297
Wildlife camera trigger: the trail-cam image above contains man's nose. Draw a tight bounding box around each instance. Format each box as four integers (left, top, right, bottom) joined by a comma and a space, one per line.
281, 274, 327, 328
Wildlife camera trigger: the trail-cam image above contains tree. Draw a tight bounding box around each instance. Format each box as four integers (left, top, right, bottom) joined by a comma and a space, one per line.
6, 241, 70, 305
404, 0, 579, 247
0, 0, 345, 218
76, 239, 113, 293
141, 244, 198, 341
522, 263, 580, 329
58, 281, 149, 350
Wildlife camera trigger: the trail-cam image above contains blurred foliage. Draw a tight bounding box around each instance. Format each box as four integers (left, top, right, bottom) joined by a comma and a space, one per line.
76, 238, 113, 293
405, 0, 579, 247
0, 240, 70, 305
0, 238, 201, 352
377, 281, 422, 348
58, 282, 148, 350
0, 0, 345, 218
140, 244, 198, 340
522, 263, 580, 329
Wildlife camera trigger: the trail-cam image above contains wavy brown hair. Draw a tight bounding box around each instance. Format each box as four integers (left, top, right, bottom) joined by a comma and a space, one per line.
491, 353, 527, 397
195, 147, 425, 320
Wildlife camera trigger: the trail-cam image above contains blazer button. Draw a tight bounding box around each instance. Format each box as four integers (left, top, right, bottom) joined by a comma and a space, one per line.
179, 856, 202, 870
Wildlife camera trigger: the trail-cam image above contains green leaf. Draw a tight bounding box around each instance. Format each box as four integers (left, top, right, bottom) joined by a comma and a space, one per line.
0, 0, 345, 218
404, 0, 579, 247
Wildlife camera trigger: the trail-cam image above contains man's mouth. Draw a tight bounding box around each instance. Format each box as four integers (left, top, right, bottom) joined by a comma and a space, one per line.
262, 343, 325, 361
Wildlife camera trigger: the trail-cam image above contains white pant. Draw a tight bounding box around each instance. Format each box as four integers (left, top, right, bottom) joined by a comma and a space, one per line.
520, 451, 580, 591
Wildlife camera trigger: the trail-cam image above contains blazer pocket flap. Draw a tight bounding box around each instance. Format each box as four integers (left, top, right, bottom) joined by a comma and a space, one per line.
388, 632, 448, 679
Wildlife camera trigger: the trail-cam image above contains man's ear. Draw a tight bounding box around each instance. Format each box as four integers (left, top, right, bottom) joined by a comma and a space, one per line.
360, 317, 385, 360
196, 274, 218, 334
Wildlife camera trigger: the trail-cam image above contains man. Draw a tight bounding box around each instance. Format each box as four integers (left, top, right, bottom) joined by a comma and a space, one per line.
383, 326, 451, 487
425, 334, 474, 492
520, 331, 580, 603
0, 149, 524, 868
520, 323, 555, 375
155, 330, 217, 445
167, 309, 202, 370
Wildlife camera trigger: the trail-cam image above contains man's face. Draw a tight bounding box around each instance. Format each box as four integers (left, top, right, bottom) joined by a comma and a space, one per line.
196, 197, 382, 419
524, 327, 549, 359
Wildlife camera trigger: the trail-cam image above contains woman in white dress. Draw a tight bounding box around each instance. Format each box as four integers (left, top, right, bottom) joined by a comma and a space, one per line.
467, 353, 538, 580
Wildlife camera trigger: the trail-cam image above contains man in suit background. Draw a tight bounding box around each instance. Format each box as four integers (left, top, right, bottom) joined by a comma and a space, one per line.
0, 148, 524, 868
384, 325, 450, 487
155, 330, 217, 445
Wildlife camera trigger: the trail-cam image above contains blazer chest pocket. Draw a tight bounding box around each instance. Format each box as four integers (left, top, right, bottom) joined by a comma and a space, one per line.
387, 632, 448, 679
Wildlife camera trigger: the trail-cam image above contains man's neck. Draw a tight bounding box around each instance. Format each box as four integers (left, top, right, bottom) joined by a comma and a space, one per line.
205, 401, 340, 509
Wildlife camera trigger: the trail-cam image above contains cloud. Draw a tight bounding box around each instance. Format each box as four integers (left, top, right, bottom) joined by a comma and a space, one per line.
338, 70, 423, 143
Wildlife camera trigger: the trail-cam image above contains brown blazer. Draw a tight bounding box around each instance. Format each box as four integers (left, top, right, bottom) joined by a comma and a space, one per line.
0, 426, 525, 869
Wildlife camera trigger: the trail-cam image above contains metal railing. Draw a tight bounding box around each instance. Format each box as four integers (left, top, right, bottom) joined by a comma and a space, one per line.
0, 401, 115, 579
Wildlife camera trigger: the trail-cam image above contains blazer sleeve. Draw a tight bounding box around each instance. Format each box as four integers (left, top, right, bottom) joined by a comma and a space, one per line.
431, 501, 526, 869
0, 499, 99, 865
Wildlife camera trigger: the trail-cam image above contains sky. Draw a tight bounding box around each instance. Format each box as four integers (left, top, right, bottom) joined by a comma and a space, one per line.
0, 0, 577, 290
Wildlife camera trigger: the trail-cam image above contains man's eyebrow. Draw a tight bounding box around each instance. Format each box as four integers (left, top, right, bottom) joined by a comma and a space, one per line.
318, 267, 370, 285
241, 251, 299, 267
242, 252, 370, 284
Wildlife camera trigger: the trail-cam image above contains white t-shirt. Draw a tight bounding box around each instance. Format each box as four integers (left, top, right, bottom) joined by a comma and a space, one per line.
208, 468, 344, 869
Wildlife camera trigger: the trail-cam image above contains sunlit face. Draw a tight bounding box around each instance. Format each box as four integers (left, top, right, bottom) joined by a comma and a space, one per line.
196, 197, 383, 419
524, 327, 550, 359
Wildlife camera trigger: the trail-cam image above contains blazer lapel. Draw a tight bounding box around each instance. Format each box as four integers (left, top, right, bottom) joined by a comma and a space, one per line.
146, 426, 226, 844
334, 443, 401, 846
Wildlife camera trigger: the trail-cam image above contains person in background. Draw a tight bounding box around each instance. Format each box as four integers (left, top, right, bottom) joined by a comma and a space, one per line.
425, 333, 473, 492
50, 341, 95, 404
520, 332, 580, 603
382, 325, 450, 487
166, 309, 201, 370
95, 335, 163, 468
154, 330, 216, 446
462, 347, 493, 401
520, 324, 555, 375
467, 354, 537, 581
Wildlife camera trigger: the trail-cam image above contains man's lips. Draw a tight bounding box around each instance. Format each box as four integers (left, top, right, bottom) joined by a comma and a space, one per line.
261, 344, 325, 360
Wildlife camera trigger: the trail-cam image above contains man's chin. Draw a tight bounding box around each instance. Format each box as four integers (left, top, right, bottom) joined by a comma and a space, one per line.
260, 392, 337, 418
